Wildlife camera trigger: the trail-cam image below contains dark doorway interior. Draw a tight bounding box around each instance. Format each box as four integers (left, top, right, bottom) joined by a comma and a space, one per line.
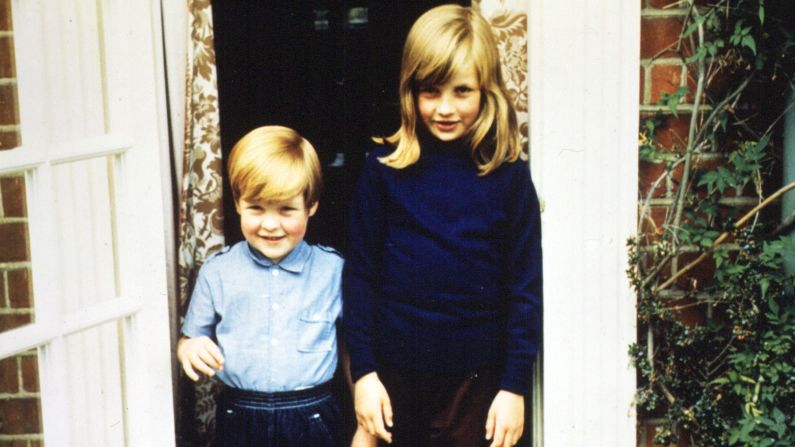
211, 1, 470, 443
213, 0, 466, 253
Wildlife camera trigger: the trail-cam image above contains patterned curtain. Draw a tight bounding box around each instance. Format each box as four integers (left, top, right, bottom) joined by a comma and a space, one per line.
177, 0, 224, 445
473, 0, 529, 154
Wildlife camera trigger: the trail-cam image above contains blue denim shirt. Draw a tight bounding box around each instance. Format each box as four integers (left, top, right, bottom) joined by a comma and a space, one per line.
182, 240, 343, 392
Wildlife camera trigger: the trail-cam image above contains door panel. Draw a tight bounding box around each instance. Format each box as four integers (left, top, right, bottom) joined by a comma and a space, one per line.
0, 0, 175, 445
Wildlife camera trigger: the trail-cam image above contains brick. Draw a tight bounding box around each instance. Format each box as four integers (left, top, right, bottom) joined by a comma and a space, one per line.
641, 17, 688, 58
684, 65, 699, 102
1, 176, 27, 217
0, 440, 29, 447
650, 64, 684, 104
692, 156, 724, 173
640, 159, 669, 199
669, 162, 684, 186
0, 0, 11, 32
7, 269, 31, 308
639, 205, 670, 236
0, 129, 19, 151
703, 67, 738, 101
640, 420, 694, 446
668, 297, 706, 327
673, 252, 717, 289
642, 422, 667, 446
654, 114, 691, 151
0, 313, 30, 332
640, 65, 646, 103
20, 356, 38, 393
648, 0, 683, 9
0, 397, 41, 434
0, 84, 19, 125
0, 357, 18, 393
0, 36, 14, 78
0, 223, 28, 263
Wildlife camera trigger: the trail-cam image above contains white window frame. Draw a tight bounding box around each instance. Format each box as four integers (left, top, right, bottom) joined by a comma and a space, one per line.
0, 0, 175, 445
527, 0, 640, 445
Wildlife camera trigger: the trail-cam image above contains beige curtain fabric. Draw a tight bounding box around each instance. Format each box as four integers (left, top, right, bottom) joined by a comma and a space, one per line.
177, 0, 224, 445
474, 0, 529, 153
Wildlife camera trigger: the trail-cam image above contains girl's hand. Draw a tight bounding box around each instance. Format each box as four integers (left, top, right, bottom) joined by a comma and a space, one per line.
176, 336, 224, 381
485, 390, 524, 447
354, 372, 393, 443
350, 425, 379, 447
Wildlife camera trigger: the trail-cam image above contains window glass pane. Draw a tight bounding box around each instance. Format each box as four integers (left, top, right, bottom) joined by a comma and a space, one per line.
45, 0, 108, 144
0, 350, 44, 445
64, 320, 124, 446
0, 0, 21, 150
0, 173, 34, 333
52, 156, 118, 313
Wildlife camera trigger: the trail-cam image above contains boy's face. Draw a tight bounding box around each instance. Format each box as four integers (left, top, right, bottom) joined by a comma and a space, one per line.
236, 194, 318, 264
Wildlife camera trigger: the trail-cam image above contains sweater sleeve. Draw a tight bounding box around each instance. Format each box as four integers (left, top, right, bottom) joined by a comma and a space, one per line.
499, 161, 543, 394
343, 151, 386, 383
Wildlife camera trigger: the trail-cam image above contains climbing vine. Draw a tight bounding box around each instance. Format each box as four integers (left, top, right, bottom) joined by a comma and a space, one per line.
630, 1, 795, 445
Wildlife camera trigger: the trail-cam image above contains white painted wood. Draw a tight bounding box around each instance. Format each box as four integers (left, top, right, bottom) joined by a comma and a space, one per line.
161, 0, 187, 183
3, 0, 176, 445
0, 296, 142, 358
528, 0, 639, 445
159, 0, 188, 379
0, 147, 45, 175
114, 1, 177, 443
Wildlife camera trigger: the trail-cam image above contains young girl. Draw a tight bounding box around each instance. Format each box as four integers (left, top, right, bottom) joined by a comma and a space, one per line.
344, 5, 542, 447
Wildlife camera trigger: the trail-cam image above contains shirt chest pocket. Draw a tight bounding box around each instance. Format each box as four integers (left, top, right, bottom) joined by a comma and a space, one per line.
297, 310, 336, 353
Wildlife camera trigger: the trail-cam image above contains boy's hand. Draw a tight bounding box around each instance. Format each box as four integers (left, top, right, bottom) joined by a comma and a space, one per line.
485, 390, 524, 447
354, 372, 393, 444
177, 336, 225, 381
350, 425, 379, 447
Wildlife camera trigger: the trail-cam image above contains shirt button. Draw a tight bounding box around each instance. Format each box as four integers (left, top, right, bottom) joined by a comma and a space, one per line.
271, 269, 280, 277
270, 339, 279, 347
272, 303, 281, 310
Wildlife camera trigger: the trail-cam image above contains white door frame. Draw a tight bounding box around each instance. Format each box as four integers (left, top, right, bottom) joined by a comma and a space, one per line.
527, 0, 639, 444
0, 0, 175, 445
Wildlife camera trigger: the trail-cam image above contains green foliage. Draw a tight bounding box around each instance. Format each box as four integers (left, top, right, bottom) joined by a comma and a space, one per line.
633, 0, 795, 445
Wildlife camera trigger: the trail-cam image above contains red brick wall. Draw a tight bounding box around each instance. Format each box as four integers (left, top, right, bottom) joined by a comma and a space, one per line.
0, 0, 43, 445
638, 2, 689, 445
637, 1, 756, 446
0, 0, 18, 151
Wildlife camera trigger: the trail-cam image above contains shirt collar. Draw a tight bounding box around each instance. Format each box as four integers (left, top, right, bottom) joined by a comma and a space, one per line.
246, 240, 311, 273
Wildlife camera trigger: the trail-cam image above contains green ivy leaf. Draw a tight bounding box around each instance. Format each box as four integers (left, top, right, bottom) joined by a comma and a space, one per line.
742, 35, 758, 55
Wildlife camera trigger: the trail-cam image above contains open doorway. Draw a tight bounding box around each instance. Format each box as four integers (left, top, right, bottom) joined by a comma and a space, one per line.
212, 1, 467, 253
209, 0, 469, 442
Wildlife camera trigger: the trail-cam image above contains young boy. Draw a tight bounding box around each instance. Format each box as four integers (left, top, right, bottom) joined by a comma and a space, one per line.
178, 126, 345, 447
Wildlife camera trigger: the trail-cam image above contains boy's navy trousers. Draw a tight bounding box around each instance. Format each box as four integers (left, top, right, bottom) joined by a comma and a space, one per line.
214, 381, 342, 447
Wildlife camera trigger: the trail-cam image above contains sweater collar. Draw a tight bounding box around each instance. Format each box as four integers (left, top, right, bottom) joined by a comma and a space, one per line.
417, 129, 470, 158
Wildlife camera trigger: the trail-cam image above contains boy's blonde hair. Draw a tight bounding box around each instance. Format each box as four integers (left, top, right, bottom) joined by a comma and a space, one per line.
378, 4, 521, 175
228, 126, 322, 207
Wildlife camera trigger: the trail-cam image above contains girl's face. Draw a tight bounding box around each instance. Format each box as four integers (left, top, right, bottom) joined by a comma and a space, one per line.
416, 62, 481, 142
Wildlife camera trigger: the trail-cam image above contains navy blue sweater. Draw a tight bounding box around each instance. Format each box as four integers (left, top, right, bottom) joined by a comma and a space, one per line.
343, 138, 542, 394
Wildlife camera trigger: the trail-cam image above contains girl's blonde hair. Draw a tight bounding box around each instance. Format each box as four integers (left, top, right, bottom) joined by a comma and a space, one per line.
378, 4, 521, 175
228, 126, 322, 207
